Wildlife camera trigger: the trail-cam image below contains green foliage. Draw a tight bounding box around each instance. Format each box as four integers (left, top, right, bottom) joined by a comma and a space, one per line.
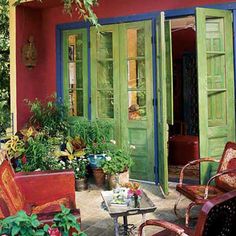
101, 146, 134, 175
0, 205, 86, 236
25, 95, 70, 137
0, 0, 10, 136
51, 205, 81, 236
0, 210, 46, 236
14, 0, 99, 27
70, 118, 113, 154
19, 134, 60, 172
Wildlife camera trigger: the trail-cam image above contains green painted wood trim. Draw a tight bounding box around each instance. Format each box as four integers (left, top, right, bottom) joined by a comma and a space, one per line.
165, 21, 174, 125
156, 12, 169, 194
62, 29, 88, 119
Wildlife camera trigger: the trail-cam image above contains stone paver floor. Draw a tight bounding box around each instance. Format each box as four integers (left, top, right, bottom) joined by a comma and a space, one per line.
76, 182, 199, 236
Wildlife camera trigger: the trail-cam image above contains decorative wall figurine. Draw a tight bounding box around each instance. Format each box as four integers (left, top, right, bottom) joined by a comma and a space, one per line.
22, 36, 37, 69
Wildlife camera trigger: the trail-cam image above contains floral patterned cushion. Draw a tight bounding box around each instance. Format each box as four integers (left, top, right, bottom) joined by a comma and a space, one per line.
216, 147, 236, 191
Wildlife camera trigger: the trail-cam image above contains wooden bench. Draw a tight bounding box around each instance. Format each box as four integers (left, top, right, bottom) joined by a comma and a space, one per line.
0, 150, 80, 225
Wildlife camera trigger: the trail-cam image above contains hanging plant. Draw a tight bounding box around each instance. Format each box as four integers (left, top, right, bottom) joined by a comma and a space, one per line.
13, 0, 99, 27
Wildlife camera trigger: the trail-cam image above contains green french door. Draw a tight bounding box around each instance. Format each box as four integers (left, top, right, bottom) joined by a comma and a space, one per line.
62, 29, 88, 118
196, 8, 235, 183
91, 21, 155, 181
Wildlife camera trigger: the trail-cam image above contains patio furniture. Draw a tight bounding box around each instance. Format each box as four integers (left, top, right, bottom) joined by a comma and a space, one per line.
0, 150, 80, 225
138, 190, 236, 236
101, 190, 156, 236
174, 141, 236, 226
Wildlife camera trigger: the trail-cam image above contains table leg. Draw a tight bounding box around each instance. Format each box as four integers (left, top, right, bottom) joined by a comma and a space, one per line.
114, 217, 119, 236
123, 216, 128, 235
142, 214, 146, 236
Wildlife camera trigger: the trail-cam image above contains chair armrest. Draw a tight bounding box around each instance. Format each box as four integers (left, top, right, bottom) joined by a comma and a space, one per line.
204, 168, 236, 199
14, 170, 76, 206
138, 219, 188, 236
179, 158, 219, 186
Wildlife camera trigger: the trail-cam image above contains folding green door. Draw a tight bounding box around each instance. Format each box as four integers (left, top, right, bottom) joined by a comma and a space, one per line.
90, 25, 121, 142
196, 8, 235, 183
119, 21, 155, 181
91, 21, 156, 181
156, 12, 173, 194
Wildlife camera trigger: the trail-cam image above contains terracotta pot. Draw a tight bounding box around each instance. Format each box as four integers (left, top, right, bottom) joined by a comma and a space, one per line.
92, 168, 105, 187
75, 178, 88, 191
119, 169, 129, 185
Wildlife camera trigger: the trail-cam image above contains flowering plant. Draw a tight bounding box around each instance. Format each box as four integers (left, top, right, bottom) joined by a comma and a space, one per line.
101, 142, 135, 175
124, 182, 142, 197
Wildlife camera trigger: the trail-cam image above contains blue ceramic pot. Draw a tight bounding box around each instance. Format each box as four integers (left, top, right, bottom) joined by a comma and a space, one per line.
87, 154, 106, 169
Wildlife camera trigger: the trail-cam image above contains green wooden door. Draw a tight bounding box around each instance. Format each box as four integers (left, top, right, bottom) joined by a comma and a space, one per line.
156, 12, 173, 194
62, 29, 88, 119
196, 8, 235, 183
90, 25, 121, 142
119, 21, 155, 181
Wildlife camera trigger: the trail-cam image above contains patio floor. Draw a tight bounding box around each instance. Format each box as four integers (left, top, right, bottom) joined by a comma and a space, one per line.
76, 182, 198, 235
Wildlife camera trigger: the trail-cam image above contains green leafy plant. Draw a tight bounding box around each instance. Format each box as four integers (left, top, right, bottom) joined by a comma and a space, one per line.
25, 95, 70, 137
4, 135, 25, 159
0, 90, 10, 136
0, 210, 45, 236
0, 205, 86, 236
20, 134, 60, 172
101, 145, 135, 175
49, 205, 86, 236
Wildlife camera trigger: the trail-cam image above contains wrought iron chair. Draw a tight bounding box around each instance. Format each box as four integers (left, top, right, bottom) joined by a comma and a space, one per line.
138, 190, 236, 236
174, 141, 236, 226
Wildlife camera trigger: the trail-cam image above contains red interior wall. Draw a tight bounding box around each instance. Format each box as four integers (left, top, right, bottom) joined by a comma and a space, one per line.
15, 0, 235, 129
172, 28, 196, 126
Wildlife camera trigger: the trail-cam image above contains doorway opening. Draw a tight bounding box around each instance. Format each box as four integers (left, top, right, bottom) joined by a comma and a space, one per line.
168, 16, 200, 183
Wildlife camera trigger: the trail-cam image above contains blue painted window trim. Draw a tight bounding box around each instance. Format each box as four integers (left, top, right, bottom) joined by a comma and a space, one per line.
56, 1, 236, 185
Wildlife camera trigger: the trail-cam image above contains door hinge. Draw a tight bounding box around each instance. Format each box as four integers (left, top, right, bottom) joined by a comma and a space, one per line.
89, 97, 91, 104
88, 41, 91, 48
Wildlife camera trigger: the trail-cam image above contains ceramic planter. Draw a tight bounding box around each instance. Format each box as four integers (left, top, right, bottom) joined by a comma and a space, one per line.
87, 154, 106, 168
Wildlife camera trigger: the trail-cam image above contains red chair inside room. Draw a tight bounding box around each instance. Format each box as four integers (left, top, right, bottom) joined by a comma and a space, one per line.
138, 190, 236, 236
174, 141, 236, 226
0, 150, 80, 225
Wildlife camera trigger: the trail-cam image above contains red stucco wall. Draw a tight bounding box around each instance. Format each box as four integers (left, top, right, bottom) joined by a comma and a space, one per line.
15, 0, 236, 129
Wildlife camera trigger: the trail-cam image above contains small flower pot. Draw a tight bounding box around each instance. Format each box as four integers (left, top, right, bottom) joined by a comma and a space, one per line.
92, 168, 105, 187
75, 178, 88, 191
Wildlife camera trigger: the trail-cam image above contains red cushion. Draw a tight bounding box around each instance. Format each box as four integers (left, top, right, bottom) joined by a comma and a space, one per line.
176, 184, 224, 203
216, 147, 236, 191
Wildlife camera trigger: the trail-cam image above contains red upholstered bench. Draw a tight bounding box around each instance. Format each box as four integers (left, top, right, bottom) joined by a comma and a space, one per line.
0, 150, 80, 225
168, 135, 199, 165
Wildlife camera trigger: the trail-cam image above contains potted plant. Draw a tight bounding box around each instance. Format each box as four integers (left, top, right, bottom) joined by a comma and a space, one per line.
57, 137, 88, 191
101, 144, 135, 189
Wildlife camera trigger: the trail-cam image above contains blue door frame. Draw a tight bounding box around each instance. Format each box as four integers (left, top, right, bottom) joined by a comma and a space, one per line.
56, 2, 236, 185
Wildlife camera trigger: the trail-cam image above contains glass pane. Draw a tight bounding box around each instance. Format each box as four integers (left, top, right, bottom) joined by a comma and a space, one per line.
128, 59, 145, 89
69, 89, 76, 116
68, 35, 76, 62
76, 35, 83, 60
127, 28, 145, 58
206, 19, 224, 52
76, 62, 83, 88
128, 91, 146, 120
97, 61, 113, 89
76, 90, 84, 116
97, 90, 114, 118
98, 32, 113, 58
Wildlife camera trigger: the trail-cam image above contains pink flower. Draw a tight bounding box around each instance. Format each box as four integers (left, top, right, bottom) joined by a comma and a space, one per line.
48, 228, 61, 236
135, 189, 142, 196
22, 155, 27, 164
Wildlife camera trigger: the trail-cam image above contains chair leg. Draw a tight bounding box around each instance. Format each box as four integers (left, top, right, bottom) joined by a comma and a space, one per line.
174, 193, 183, 218
185, 202, 196, 227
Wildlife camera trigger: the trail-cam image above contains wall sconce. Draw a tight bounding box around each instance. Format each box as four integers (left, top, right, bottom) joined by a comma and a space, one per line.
22, 36, 37, 69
